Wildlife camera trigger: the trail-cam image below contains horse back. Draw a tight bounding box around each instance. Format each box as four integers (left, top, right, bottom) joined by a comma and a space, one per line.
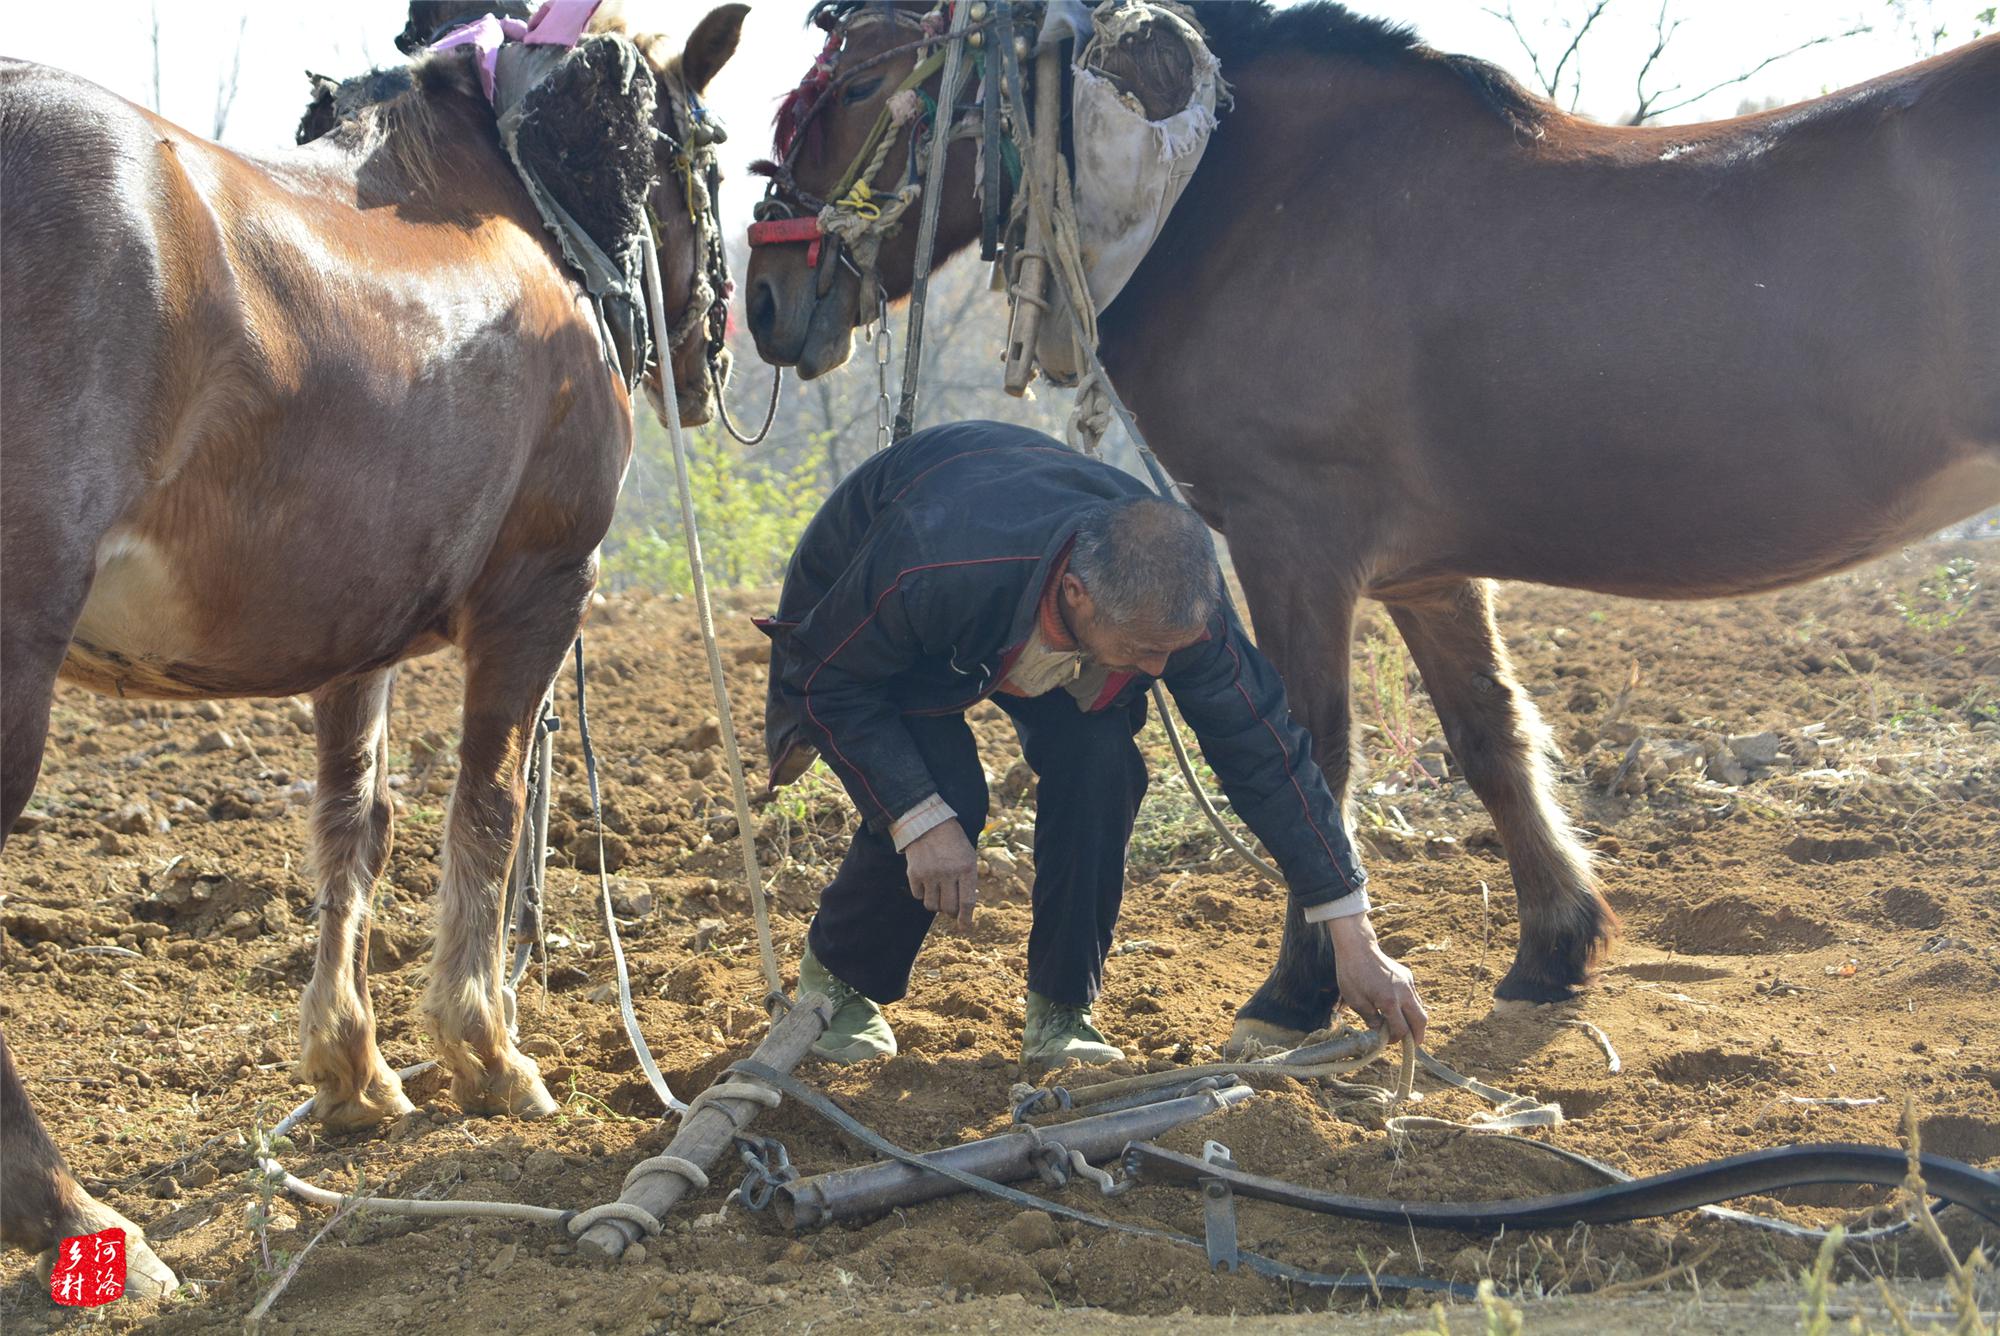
2, 60, 632, 698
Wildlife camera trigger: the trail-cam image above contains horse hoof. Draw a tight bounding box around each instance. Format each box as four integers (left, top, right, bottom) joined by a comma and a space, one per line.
1225, 1016, 1308, 1058
1493, 964, 1588, 1005
315, 1078, 417, 1133
452, 1057, 559, 1120
35, 1200, 179, 1299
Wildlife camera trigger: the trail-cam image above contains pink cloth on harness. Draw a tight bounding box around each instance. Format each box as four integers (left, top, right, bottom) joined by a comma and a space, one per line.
429, 0, 604, 103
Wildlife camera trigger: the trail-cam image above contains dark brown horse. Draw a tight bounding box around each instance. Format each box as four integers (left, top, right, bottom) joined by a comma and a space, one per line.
745, 4, 2000, 1045
0, 4, 747, 1292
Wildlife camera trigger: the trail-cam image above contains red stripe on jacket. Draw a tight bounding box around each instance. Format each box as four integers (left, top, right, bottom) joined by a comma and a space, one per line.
801, 556, 1043, 822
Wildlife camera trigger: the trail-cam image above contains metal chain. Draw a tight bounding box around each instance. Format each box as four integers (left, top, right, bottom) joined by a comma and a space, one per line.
872, 282, 894, 452
732, 1135, 798, 1212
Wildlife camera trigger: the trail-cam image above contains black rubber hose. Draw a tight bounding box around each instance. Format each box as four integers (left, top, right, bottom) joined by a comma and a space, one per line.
1127, 1142, 2000, 1231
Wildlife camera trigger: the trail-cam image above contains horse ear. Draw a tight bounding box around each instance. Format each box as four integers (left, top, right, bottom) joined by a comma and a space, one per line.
297, 72, 341, 145
681, 4, 749, 95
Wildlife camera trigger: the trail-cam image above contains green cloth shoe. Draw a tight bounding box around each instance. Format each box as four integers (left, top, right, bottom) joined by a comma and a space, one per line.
1022, 991, 1124, 1069
799, 948, 896, 1064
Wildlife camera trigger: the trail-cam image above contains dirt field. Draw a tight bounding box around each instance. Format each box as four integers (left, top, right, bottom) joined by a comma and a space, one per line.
3, 542, 1996, 1333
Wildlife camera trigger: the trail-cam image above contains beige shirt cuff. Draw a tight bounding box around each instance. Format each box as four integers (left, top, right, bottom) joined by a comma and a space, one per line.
889, 793, 958, 852
1301, 891, 1371, 922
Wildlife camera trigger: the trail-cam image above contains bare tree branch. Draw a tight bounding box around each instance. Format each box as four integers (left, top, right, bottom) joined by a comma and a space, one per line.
1634, 23, 1873, 123
1626, 0, 1687, 124
212, 15, 248, 141
1550, 0, 1612, 111
149, 1, 163, 113
1482, 0, 1611, 108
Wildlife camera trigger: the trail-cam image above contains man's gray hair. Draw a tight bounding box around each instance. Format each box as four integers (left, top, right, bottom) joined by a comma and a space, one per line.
1068, 497, 1220, 631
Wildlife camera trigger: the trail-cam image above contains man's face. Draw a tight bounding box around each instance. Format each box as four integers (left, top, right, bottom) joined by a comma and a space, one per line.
1059, 573, 1206, 677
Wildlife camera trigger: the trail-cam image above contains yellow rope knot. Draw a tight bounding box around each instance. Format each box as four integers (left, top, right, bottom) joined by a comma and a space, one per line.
836, 179, 883, 220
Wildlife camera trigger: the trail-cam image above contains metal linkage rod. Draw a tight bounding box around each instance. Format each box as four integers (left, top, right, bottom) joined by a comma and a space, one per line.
779, 1082, 1253, 1229
892, 0, 977, 441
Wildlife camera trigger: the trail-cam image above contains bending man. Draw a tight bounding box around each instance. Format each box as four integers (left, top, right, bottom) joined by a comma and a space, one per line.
760, 421, 1425, 1067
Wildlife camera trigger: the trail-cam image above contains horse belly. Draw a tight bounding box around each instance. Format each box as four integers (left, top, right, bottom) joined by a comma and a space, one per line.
1883, 451, 2000, 547
1479, 445, 2000, 601
63, 526, 445, 699
64, 529, 215, 696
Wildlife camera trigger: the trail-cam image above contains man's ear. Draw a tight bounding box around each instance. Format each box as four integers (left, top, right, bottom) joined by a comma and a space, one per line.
1060, 572, 1093, 621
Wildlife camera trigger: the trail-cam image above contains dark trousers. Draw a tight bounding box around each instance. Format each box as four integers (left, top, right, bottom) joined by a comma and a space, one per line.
808, 689, 1149, 1008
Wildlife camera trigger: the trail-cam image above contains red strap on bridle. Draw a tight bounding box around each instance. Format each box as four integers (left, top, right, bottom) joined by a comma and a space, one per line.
747, 215, 825, 268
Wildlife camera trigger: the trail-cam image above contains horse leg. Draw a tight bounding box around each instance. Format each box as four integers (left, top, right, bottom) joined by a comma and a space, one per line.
422, 594, 579, 1120
1385, 580, 1615, 1001
296, 670, 417, 1131
2, 1029, 179, 1296
1225, 558, 1363, 1050
1, 535, 175, 1292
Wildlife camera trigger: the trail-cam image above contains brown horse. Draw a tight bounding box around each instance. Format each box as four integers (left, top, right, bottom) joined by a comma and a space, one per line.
745, 4, 2000, 1044
0, 4, 747, 1293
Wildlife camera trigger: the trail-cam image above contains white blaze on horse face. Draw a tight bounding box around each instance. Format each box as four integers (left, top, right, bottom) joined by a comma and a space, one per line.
69, 527, 203, 691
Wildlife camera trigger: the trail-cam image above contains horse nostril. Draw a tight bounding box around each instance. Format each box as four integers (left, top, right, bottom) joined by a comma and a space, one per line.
748, 278, 778, 341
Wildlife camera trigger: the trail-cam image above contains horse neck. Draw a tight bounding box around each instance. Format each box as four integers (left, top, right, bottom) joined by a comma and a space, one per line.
1094, 50, 1502, 396
317, 88, 521, 217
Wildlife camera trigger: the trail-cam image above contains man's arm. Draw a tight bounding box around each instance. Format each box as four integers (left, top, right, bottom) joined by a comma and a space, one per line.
775, 541, 1029, 927
1160, 606, 1369, 916
775, 553, 949, 834
1162, 606, 1427, 1041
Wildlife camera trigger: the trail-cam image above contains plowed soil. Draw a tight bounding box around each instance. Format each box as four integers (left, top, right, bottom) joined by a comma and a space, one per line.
3, 543, 1996, 1333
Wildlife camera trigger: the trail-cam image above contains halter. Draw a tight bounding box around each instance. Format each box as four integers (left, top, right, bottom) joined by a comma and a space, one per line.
653, 75, 730, 373
747, 5, 1020, 285
633, 63, 776, 444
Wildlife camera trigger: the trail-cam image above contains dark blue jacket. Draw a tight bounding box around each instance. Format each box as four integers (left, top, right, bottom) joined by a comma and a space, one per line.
760, 421, 1366, 914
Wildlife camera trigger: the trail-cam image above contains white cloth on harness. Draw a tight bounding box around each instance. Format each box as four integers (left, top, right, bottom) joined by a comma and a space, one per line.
1071, 1, 1222, 312
1033, 0, 1223, 386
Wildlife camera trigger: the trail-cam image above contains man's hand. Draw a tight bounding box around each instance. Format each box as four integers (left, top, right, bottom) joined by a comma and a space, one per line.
905, 821, 979, 930
1326, 914, 1428, 1044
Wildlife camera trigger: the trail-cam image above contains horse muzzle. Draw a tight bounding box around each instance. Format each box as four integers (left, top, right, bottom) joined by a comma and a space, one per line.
746, 228, 860, 382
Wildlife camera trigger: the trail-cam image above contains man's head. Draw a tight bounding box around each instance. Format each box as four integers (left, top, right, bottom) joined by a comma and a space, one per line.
1059, 498, 1220, 676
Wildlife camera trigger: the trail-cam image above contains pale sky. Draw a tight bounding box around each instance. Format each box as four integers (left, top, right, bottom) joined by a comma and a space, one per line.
2, 1, 1976, 233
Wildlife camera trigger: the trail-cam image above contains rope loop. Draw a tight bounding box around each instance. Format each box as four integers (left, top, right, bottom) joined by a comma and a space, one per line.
683, 1078, 784, 1123
622, 1153, 710, 1196
567, 1200, 666, 1239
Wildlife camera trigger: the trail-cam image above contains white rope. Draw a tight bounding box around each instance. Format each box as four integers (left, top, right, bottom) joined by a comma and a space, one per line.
623, 1154, 709, 1193
1385, 1046, 1566, 1136
1561, 1018, 1623, 1073
567, 1200, 665, 1238
685, 1079, 784, 1121
257, 1157, 573, 1228
262, 1063, 574, 1227
642, 228, 786, 1007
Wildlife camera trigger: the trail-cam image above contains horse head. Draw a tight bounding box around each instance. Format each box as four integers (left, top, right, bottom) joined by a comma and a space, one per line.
297, 2, 749, 426
744, 0, 1000, 380
609, 2, 750, 426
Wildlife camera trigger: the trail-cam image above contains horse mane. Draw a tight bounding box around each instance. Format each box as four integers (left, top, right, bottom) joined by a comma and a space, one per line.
1185, 1, 1548, 136
783, 1, 1545, 145
295, 48, 491, 196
